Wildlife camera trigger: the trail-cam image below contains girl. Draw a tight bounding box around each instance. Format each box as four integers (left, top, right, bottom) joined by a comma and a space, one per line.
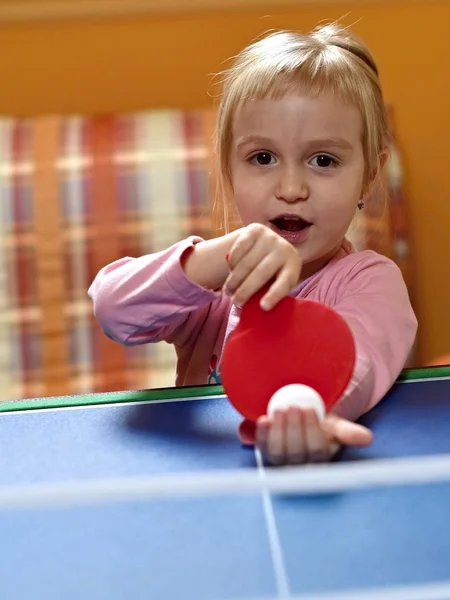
89, 23, 417, 465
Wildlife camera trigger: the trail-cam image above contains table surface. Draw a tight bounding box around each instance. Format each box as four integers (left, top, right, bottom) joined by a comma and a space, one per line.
1, 366, 450, 600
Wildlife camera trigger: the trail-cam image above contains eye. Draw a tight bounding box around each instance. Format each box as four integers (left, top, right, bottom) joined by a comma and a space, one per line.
310, 154, 337, 168
250, 152, 276, 166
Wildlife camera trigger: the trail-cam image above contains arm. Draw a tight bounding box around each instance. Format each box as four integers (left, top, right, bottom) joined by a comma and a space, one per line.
252, 254, 417, 465
88, 232, 239, 347
331, 255, 418, 422
251, 253, 417, 464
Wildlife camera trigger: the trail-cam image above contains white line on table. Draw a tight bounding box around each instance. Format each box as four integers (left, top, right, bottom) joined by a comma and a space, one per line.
1, 453, 450, 510
255, 448, 290, 598
399, 376, 450, 385
227, 579, 450, 600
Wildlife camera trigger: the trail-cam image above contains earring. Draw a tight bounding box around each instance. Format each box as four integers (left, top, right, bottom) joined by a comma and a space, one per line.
357, 199, 365, 210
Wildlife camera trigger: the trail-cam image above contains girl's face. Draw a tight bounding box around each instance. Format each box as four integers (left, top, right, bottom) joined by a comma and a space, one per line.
229, 91, 367, 279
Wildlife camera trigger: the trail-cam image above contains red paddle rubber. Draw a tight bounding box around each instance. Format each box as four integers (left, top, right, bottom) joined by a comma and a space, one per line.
221, 287, 356, 422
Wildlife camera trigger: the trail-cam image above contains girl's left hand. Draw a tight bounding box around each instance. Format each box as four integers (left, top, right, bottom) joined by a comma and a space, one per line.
238, 407, 373, 465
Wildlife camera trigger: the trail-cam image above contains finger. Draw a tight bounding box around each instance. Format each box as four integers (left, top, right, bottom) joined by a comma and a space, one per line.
238, 419, 256, 446
227, 224, 265, 269
225, 235, 274, 296
323, 414, 373, 447
285, 407, 306, 464
228, 254, 283, 307
255, 415, 270, 456
265, 410, 286, 465
228, 235, 298, 306
259, 262, 301, 311
303, 408, 332, 462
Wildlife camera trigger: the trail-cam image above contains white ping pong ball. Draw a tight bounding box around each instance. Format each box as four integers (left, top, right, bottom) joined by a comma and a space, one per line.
267, 384, 325, 421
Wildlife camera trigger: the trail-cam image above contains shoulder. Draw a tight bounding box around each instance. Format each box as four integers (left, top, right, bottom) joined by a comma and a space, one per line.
299, 240, 409, 304
333, 245, 403, 285
332, 238, 400, 272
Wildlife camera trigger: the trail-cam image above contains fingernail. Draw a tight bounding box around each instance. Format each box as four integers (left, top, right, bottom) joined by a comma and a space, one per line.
260, 298, 270, 311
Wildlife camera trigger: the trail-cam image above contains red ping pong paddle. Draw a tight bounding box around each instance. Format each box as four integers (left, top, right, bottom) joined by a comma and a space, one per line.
221, 286, 356, 422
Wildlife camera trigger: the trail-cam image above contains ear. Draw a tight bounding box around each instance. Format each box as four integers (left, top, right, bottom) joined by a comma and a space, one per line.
377, 146, 390, 173
362, 147, 390, 199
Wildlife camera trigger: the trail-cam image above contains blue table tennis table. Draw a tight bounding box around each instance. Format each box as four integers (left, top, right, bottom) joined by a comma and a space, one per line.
1, 366, 450, 600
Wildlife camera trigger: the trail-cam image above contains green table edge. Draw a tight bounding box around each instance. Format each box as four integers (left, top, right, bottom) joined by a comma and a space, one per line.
0, 366, 449, 413
0, 384, 226, 413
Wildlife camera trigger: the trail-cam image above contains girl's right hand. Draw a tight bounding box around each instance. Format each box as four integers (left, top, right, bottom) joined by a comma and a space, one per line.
225, 223, 302, 311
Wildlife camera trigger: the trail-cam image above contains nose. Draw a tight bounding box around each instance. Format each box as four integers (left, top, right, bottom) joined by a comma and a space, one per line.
275, 166, 309, 203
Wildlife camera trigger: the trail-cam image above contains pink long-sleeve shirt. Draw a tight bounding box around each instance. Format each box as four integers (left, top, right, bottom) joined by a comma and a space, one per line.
88, 236, 417, 422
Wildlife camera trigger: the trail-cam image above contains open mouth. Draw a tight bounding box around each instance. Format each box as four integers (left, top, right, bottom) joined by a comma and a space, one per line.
269, 215, 312, 244
270, 215, 311, 233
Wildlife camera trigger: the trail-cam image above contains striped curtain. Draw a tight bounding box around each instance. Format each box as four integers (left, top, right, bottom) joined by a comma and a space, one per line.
0, 106, 415, 402
0, 111, 216, 401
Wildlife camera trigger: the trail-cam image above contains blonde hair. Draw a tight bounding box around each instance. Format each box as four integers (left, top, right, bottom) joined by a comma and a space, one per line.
212, 23, 389, 235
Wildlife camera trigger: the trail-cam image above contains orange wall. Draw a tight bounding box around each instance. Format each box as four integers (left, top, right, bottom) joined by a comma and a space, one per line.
0, 2, 449, 364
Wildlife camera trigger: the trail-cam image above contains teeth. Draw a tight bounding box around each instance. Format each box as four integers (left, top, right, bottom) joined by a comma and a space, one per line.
281, 216, 300, 221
